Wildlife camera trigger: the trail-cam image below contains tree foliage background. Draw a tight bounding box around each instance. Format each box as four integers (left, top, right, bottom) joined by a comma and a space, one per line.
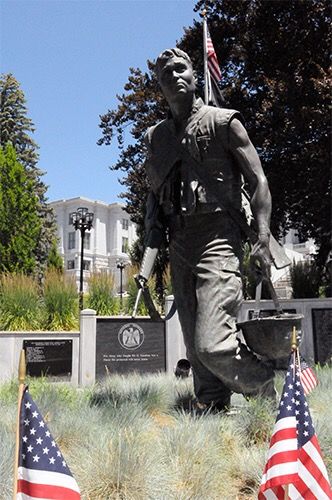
0, 73, 58, 277
98, 0, 331, 276
0, 144, 41, 274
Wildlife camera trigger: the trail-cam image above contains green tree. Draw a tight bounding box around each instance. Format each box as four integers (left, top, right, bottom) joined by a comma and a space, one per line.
0, 73, 57, 277
98, 0, 331, 278
46, 240, 64, 273
0, 144, 41, 273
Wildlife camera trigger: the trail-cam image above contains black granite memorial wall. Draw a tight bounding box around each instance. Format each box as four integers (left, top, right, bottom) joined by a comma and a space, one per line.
96, 318, 166, 377
312, 308, 332, 364
23, 339, 72, 377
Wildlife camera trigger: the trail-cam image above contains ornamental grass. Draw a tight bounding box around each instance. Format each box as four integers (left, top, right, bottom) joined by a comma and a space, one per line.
0, 368, 331, 499
0, 273, 42, 330
87, 271, 119, 316
43, 270, 78, 330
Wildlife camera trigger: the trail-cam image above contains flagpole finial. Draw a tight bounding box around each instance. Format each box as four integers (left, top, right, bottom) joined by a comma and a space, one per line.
18, 349, 26, 384
201, 8, 207, 18
291, 326, 297, 352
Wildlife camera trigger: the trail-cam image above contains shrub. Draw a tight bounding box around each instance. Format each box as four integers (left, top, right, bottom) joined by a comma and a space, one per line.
290, 259, 321, 298
0, 273, 42, 330
43, 270, 78, 330
87, 271, 119, 315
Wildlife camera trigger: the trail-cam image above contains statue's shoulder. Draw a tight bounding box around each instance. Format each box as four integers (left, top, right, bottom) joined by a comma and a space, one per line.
204, 106, 244, 126
144, 119, 169, 150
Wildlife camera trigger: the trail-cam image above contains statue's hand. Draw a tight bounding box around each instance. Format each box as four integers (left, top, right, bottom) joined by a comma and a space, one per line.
250, 236, 273, 279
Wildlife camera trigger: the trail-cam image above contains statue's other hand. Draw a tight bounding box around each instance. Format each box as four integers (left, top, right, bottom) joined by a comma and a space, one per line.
250, 239, 273, 279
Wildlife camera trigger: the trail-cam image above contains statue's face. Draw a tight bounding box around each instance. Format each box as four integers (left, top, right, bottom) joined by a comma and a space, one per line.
158, 56, 196, 103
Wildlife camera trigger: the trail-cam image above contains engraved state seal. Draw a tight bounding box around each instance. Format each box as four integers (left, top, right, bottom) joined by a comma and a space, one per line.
118, 323, 144, 350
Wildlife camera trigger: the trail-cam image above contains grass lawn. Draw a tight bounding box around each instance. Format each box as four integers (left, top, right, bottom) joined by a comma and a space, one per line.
1, 367, 331, 499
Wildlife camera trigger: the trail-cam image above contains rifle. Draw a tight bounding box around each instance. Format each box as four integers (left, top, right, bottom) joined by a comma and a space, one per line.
132, 227, 163, 321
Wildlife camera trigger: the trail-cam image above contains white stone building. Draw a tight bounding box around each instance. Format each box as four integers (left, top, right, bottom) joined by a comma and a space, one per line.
50, 197, 137, 292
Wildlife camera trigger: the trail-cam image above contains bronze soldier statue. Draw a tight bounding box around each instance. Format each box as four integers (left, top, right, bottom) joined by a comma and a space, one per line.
142, 48, 276, 412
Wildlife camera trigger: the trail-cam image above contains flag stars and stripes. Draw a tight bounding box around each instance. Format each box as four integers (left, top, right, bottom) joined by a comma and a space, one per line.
258, 355, 331, 499
17, 387, 81, 498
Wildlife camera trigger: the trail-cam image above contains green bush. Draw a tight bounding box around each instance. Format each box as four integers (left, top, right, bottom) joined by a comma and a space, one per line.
43, 270, 78, 330
290, 259, 321, 298
87, 271, 119, 315
0, 273, 42, 330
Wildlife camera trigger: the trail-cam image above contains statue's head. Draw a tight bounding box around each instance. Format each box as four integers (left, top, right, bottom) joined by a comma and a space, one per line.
155, 48, 196, 103
155, 48, 193, 81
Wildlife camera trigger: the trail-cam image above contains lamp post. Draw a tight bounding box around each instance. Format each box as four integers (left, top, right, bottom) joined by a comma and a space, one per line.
70, 207, 94, 310
116, 260, 126, 311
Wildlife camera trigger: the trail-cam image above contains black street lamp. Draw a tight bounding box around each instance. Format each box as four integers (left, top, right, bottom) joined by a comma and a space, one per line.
70, 207, 94, 310
116, 260, 126, 311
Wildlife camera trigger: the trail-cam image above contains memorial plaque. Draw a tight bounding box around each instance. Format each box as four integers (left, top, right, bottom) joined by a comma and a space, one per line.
23, 340, 72, 377
96, 318, 166, 377
312, 308, 332, 364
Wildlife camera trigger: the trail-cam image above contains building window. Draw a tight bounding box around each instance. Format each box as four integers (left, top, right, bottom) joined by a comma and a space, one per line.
67, 260, 75, 270
122, 237, 128, 253
68, 232, 76, 250
122, 218, 129, 231
84, 232, 91, 250
83, 260, 91, 271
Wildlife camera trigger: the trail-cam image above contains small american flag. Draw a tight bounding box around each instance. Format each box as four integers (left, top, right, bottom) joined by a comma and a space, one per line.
17, 386, 81, 499
300, 357, 318, 396
258, 355, 331, 499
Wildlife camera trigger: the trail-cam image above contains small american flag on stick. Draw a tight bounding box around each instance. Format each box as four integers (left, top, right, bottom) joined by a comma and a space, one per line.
258, 353, 331, 499
300, 357, 318, 396
16, 386, 81, 499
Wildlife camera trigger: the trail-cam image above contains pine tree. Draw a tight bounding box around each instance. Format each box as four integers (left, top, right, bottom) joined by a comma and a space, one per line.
0, 73, 57, 278
0, 144, 41, 274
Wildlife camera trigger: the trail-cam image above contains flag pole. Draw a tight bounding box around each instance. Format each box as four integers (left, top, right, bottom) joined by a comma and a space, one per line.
202, 8, 209, 105
13, 349, 26, 500
285, 326, 298, 500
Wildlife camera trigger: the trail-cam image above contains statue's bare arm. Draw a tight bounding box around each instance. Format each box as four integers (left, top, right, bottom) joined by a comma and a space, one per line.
229, 118, 272, 274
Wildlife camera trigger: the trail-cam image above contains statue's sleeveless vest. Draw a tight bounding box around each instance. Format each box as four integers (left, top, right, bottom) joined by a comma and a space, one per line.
145, 102, 243, 214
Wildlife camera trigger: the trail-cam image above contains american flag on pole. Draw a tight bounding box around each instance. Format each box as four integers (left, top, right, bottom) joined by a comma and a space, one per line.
204, 23, 225, 107
16, 386, 81, 499
300, 357, 318, 396
206, 27, 221, 83
258, 355, 332, 499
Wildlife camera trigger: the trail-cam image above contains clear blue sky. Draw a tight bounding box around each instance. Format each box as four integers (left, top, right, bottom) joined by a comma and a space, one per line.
1, 0, 200, 203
